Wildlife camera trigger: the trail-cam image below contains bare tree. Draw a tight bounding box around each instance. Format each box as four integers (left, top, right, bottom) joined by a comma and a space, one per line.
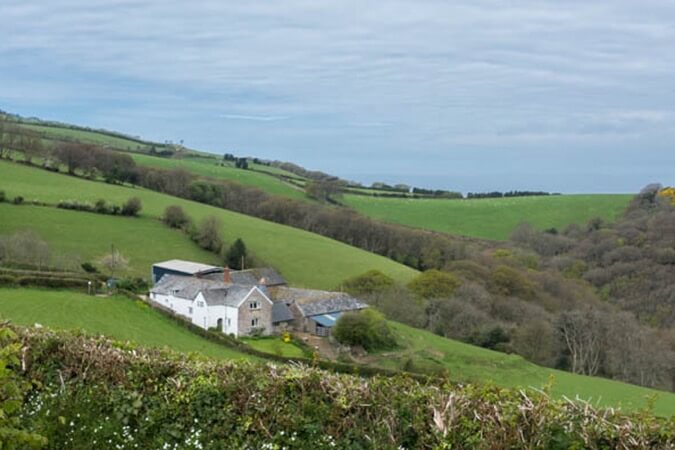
98, 248, 129, 278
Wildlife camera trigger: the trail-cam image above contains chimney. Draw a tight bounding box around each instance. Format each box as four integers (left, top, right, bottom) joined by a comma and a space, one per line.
223, 266, 231, 283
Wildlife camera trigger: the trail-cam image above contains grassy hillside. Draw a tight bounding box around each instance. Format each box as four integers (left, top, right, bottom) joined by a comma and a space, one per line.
19, 123, 153, 152
0, 203, 220, 278
0, 288, 251, 360
130, 153, 306, 200
343, 194, 632, 240
1, 288, 671, 415
369, 322, 675, 416
0, 160, 417, 288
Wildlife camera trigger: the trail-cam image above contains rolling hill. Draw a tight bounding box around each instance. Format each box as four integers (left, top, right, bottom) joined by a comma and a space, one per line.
0, 160, 417, 289
343, 194, 633, 240
1, 288, 672, 415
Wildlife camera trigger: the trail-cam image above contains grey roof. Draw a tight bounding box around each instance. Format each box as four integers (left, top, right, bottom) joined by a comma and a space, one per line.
153, 259, 222, 275
270, 287, 368, 317
151, 274, 255, 307
203, 267, 286, 287
272, 302, 294, 323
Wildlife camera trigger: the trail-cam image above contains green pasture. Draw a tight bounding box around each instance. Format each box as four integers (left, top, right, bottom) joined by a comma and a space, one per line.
343, 194, 632, 240
0, 288, 252, 360
130, 153, 306, 200
0, 203, 219, 278
19, 123, 152, 152
0, 160, 417, 289
241, 336, 307, 358
372, 322, 675, 416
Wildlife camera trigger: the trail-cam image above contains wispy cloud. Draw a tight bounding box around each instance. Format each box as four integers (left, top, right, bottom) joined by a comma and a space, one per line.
0, 0, 674, 191
219, 114, 289, 122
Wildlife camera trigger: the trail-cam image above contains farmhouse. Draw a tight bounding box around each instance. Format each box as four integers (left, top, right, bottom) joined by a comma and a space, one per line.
148, 259, 367, 338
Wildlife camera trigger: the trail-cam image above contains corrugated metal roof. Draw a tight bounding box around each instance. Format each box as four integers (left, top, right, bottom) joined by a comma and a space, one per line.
153, 259, 222, 275
310, 312, 342, 327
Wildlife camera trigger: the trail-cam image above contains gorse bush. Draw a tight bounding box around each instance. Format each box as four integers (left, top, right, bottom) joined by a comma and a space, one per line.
8, 325, 674, 449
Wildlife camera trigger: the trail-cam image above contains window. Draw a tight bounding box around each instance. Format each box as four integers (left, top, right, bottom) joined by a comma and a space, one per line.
251, 318, 259, 327
188, 307, 193, 315
227, 318, 231, 326
197, 301, 205, 308
249, 301, 259, 310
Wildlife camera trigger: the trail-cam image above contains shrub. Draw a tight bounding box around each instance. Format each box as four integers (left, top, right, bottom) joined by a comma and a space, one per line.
94, 198, 109, 214
80, 262, 99, 273
193, 215, 223, 252
333, 309, 397, 351
162, 205, 191, 229
407, 269, 461, 299
116, 277, 149, 293
12, 196, 24, 205
121, 197, 142, 216
340, 270, 395, 296
0, 190, 5, 202
225, 238, 247, 270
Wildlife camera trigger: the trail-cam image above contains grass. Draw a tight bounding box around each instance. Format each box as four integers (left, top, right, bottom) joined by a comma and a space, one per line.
343, 194, 633, 240
0, 160, 417, 289
367, 322, 675, 416
19, 123, 152, 152
0, 288, 253, 360
130, 153, 306, 200
241, 336, 307, 358
0, 203, 220, 278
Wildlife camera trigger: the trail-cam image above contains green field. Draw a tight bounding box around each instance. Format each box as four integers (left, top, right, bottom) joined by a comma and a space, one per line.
19, 123, 152, 152
130, 153, 306, 200
1, 287, 671, 415
0, 160, 417, 289
370, 322, 675, 416
343, 194, 632, 240
241, 336, 307, 358
0, 203, 220, 278
0, 288, 252, 360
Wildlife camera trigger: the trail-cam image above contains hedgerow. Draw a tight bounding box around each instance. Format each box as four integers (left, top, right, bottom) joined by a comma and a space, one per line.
7, 324, 674, 449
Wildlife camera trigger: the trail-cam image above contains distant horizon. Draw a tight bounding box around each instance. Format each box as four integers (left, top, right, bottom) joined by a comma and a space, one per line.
2, 1, 674, 194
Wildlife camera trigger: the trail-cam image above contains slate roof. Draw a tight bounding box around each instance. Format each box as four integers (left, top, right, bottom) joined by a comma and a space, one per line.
153, 259, 222, 275
203, 267, 286, 287
270, 287, 368, 317
151, 274, 254, 307
272, 302, 294, 323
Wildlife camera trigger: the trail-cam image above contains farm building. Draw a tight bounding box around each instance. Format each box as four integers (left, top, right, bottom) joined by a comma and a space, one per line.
149, 274, 292, 336
151, 259, 222, 284
148, 260, 366, 337
270, 287, 368, 337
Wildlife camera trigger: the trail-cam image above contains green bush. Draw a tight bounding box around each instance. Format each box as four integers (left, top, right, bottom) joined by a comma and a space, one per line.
407, 269, 461, 299
0, 190, 5, 202
12, 196, 24, 205
333, 309, 397, 351
11, 325, 674, 450
340, 269, 395, 296
121, 197, 142, 217
80, 262, 99, 273
0, 275, 17, 287
16, 276, 87, 289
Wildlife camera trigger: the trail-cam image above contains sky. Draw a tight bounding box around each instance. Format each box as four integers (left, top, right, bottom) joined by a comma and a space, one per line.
1, 0, 674, 193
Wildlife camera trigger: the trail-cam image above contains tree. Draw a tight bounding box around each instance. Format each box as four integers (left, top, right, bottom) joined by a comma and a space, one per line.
162, 205, 191, 229
98, 248, 129, 278
121, 197, 142, 216
53, 142, 98, 175
305, 179, 343, 203
225, 238, 247, 270
341, 270, 395, 296
194, 216, 223, 252
333, 309, 396, 351
407, 270, 461, 299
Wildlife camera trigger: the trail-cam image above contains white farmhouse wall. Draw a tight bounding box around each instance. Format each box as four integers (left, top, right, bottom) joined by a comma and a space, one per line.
223, 306, 239, 336
191, 293, 209, 329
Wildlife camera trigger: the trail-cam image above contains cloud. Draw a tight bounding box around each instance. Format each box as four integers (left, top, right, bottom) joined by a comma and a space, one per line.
219, 114, 289, 122
1, 0, 674, 191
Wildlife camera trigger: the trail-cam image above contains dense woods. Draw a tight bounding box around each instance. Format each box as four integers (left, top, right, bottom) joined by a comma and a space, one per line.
343, 188, 675, 391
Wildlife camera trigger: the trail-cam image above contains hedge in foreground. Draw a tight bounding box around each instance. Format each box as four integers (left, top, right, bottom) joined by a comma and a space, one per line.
11, 326, 675, 449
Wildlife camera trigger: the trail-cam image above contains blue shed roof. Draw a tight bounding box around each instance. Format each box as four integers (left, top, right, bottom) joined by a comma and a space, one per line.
310, 312, 342, 327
